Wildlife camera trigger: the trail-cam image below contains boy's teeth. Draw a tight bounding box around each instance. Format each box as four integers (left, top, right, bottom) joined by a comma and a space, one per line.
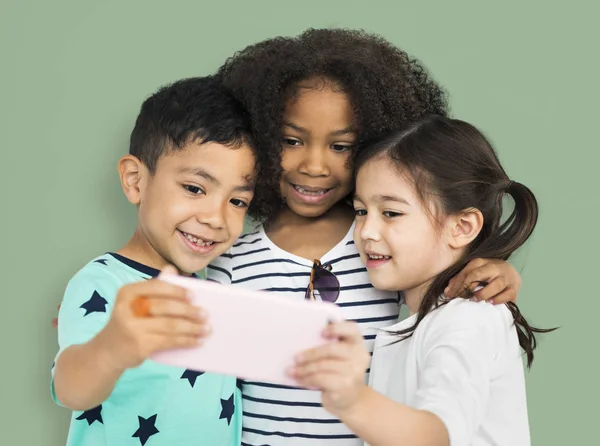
184, 232, 214, 247
294, 185, 327, 196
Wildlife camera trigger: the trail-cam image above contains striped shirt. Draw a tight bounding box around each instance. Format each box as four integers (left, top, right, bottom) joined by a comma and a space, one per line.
206, 223, 400, 446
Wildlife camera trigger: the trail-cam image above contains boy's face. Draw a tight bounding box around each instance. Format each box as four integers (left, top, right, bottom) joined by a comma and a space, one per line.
126, 141, 255, 275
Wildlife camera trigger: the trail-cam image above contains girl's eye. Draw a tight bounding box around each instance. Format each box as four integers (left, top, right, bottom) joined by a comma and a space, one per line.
383, 211, 403, 218
354, 209, 367, 217
283, 138, 302, 147
184, 185, 204, 195
331, 144, 353, 153
230, 199, 249, 208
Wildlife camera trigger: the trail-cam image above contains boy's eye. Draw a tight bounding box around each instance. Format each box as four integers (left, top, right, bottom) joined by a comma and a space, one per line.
184, 185, 204, 195
283, 138, 302, 147
230, 199, 249, 208
331, 144, 353, 153
383, 211, 403, 218
354, 209, 367, 217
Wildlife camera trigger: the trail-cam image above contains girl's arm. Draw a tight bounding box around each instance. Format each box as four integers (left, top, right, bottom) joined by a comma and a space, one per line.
332, 385, 448, 446
291, 303, 500, 446
445, 258, 521, 303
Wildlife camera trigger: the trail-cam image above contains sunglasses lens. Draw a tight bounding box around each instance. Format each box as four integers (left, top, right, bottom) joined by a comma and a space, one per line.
312, 267, 340, 303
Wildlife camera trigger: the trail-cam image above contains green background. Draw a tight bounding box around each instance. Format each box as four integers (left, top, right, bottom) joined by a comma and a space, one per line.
1, 0, 597, 444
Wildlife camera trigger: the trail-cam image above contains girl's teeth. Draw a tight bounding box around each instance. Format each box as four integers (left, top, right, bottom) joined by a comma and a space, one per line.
294, 185, 327, 196
184, 232, 214, 247
369, 254, 390, 260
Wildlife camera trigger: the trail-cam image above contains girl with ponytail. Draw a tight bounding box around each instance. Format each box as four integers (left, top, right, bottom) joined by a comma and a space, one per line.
289, 115, 554, 446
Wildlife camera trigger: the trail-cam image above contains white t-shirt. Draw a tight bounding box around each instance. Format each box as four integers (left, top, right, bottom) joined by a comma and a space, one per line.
369, 298, 530, 446
207, 223, 400, 446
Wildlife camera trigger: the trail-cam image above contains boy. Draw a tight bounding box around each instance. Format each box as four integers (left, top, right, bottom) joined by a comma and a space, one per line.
52, 76, 261, 445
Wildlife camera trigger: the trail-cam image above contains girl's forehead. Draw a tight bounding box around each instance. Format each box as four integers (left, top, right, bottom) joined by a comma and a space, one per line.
283, 87, 354, 129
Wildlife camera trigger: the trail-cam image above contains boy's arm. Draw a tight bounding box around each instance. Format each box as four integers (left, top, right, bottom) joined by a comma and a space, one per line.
53, 330, 125, 410
53, 266, 206, 411
52, 266, 121, 410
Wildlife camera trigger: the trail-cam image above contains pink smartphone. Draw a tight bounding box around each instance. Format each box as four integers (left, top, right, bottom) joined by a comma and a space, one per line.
151, 275, 344, 386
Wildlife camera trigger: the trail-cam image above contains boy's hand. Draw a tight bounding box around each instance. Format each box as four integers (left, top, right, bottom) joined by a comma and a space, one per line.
97, 266, 209, 371
444, 258, 521, 304
289, 322, 369, 416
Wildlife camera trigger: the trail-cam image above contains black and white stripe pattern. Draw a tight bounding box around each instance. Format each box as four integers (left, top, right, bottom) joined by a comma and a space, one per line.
207, 224, 400, 446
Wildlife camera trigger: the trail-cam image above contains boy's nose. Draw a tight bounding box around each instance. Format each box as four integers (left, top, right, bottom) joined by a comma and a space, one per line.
196, 201, 226, 230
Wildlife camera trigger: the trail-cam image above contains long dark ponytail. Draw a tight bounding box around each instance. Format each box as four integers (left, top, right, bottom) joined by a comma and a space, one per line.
355, 115, 556, 367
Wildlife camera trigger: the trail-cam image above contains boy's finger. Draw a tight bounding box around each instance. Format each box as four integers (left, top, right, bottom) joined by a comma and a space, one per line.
121, 279, 190, 303
148, 316, 210, 338
51, 317, 58, 328
131, 296, 151, 317
145, 297, 205, 321
151, 333, 202, 352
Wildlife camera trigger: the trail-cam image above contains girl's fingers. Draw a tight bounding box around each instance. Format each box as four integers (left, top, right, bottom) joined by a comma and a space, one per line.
484, 287, 516, 305
472, 276, 506, 301
323, 321, 364, 342
292, 371, 340, 391
447, 265, 494, 297
296, 342, 353, 364
292, 359, 352, 379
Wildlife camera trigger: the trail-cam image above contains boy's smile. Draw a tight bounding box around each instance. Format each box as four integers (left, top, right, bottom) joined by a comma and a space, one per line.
120, 141, 255, 275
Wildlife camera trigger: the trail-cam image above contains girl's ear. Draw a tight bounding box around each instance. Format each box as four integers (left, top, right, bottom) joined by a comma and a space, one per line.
447, 207, 484, 249
118, 155, 147, 205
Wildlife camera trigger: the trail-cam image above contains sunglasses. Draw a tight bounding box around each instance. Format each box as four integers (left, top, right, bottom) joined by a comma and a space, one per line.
304, 259, 340, 303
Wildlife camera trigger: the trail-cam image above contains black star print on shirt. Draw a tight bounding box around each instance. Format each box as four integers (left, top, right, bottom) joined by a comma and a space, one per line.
93, 259, 108, 265
181, 369, 204, 388
80, 291, 108, 316
132, 414, 159, 445
76, 405, 103, 425
219, 393, 235, 425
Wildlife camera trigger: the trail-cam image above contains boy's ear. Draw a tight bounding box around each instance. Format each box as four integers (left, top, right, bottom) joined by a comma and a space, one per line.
118, 155, 146, 205
447, 207, 484, 249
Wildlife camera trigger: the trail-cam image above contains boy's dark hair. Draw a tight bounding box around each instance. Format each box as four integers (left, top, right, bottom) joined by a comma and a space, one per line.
129, 76, 274, 220
216, 28, 450, 219
355, 115, 556, 367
